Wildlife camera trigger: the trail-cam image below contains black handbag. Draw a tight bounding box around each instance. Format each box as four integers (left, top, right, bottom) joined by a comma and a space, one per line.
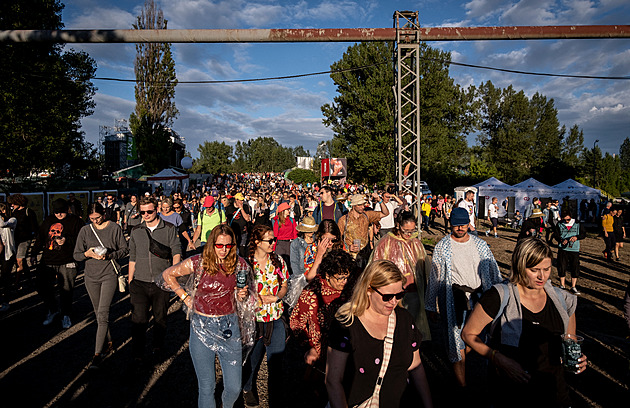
144, 229, 172, 259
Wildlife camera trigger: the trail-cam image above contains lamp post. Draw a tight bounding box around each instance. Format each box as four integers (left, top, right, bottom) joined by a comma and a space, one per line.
593, 139, 599, 187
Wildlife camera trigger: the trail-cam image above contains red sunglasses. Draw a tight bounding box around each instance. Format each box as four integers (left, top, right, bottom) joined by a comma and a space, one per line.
214, 243, 235, 249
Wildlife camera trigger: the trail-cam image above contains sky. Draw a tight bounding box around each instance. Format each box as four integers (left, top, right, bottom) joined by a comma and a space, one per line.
60, 0, 630, 162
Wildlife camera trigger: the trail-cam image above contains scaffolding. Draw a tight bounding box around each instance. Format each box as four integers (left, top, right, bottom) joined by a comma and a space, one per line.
98, 119, 134, 172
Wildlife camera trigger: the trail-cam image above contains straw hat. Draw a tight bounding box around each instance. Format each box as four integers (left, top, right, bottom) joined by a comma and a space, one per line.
296, 216, 318, 232
306, 201, 318, 212
349, 194, 366, 207
530, 208, 544, 218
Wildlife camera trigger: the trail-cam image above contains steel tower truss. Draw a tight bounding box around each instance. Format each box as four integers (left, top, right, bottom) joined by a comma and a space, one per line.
395, 11, 421, 216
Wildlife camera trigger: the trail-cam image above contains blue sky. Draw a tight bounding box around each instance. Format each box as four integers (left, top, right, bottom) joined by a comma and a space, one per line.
61, 0, 630, 161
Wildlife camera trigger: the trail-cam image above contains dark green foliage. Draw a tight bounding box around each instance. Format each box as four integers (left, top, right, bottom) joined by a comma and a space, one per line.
287, 169, 319, 185
192, 141, 233, 174
0, 0, 98, 177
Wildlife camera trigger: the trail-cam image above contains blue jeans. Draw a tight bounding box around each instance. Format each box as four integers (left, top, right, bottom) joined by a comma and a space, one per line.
243, 319, 286, 406
189, 313, 242, 408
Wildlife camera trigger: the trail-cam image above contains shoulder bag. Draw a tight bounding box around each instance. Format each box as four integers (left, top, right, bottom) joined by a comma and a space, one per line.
355, 311, 396, 408
144, 228, 173, 259
90, 224, 127, 292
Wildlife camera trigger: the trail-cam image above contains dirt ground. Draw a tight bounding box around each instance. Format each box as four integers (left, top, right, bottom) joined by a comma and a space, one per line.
0, 220, 628, 407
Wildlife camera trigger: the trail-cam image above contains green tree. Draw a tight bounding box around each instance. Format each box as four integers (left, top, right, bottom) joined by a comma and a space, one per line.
418, 44, 475, 187
620, 137, 630, 172
192, 141, 233, 174
287, 169, 319, 185
0, 0, 97, 177
129, 0, 178, 174
477, 82, 536, 184
322, 41, 396, 184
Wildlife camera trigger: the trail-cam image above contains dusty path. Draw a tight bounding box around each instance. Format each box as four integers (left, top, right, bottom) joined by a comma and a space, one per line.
0, 222, 628, 407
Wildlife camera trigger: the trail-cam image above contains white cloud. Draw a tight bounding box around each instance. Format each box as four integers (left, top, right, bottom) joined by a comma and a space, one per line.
65, 7, 136, 29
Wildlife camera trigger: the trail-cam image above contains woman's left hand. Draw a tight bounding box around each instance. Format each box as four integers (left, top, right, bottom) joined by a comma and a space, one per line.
575, 354, 588, 374
260, 294, 278, 304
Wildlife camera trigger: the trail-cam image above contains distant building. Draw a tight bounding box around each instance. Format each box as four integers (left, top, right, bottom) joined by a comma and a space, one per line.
99, 119, 186, 173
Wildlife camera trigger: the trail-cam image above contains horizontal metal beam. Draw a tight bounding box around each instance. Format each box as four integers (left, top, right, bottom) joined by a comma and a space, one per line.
1, 25, 629, 43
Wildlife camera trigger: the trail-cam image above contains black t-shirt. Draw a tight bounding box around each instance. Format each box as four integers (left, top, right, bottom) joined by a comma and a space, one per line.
479, 287, 570, 407
328, 307, 420, 408
225, 204, 251, 235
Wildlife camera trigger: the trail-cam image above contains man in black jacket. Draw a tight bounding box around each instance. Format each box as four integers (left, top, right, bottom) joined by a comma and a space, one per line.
128, 196, 181, 362
31, 199, 83, 328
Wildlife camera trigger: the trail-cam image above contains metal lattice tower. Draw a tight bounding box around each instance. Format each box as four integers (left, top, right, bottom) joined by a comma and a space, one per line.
395, 11, 421, 217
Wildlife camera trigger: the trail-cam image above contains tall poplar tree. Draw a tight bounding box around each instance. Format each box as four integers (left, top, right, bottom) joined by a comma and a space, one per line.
129, 0, 178, 173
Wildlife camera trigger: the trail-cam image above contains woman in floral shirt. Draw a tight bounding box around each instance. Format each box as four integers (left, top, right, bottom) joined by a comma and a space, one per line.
242, 224, 289, 407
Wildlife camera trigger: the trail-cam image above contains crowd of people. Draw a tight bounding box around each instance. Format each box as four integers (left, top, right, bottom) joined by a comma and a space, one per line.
0, 171, 626, 407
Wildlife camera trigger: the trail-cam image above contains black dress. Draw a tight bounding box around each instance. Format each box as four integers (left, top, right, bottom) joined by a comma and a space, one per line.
328, 307, 420, 408
479, 288, 570, 408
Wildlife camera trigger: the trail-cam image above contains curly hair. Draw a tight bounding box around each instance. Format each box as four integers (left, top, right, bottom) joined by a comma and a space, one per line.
248, 224, 282, 272
7, 193, 27, 207
201, 224, 238, 276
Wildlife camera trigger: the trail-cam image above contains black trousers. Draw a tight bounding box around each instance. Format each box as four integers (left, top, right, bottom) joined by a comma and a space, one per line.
129, 279, 170, 358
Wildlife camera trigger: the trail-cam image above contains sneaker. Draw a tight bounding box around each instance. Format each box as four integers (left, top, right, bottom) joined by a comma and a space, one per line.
494, 234, 498, 238
0, 303, 9, 312
43, 311, 59, 326
570, 287, 580, 295
62, 315, 72, 329
89, 354, 102, 370
243, 390, 259, 407
485, 230, 489, 237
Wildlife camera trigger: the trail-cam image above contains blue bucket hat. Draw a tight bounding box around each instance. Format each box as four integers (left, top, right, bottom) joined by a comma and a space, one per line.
450, 207, 470, 227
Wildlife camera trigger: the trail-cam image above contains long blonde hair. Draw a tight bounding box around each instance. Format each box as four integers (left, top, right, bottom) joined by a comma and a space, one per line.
201, 224, 238, 276
336, 259, 405, 327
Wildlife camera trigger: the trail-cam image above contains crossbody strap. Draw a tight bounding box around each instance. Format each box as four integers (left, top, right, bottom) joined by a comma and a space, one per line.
89, 224, 121, 276
365, 311, 396, 407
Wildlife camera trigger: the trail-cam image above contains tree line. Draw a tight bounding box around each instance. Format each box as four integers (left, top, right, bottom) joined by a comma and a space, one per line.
192, 138, 310, 174
321, 41, 630, 196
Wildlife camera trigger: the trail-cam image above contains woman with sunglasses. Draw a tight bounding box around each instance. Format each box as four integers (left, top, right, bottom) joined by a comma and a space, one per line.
303, 219, 344, 282
326, 260, 433, 408
370, 211, 432, 342
162, 224, 252, 408
73, 203, 128, 369
242, 224, 289, 407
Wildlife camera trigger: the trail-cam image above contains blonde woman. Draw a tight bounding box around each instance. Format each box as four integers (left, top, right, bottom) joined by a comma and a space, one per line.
326, 260, 433, 408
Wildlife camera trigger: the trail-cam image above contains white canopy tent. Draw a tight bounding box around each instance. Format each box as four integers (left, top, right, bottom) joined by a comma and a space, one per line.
473, 177, 515, 217
510, 178, 555, 215
146, 168, 189, 196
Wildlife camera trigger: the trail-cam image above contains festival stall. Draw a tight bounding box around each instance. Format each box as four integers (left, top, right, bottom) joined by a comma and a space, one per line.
473, 177, 515, 217
146, 168, 189, 196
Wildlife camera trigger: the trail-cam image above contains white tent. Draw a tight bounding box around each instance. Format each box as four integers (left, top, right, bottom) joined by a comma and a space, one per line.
552, 179, 601, 218
146, 168, 189, 195
511, 178, 555, 215
473, 177, 515, 217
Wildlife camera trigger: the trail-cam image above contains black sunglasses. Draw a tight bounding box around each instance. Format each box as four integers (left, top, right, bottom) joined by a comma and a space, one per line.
371, 286, 405, 302
140, 210, 155, 215
214, 243, 235, 249
261, 238, 277, 244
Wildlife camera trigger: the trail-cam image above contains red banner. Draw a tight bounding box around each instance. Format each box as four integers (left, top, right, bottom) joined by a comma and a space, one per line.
321, 159, 330, 178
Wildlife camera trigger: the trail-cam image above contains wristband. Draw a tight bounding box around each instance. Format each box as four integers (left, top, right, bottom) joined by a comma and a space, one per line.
181, 293, 189, 301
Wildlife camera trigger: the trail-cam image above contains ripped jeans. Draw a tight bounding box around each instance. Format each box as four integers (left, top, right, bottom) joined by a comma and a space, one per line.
189, 312, 242, 408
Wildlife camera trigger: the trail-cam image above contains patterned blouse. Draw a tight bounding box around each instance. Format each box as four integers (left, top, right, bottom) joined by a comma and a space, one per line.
253, 255, 289, 322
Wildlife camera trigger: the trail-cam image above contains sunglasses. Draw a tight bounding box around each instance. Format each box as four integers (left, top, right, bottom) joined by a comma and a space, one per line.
140, 210, 155, 215
371, 286, 405, 302
173, 205, 181, 209
214, 243, 235, 249
261, 238, 277, 244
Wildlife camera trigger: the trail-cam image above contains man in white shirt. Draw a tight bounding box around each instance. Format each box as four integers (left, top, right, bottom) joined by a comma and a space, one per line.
426, 207, 502, 388
457, 190, 477, 234
485, 197, 499, 238
375, 191, 403, 238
